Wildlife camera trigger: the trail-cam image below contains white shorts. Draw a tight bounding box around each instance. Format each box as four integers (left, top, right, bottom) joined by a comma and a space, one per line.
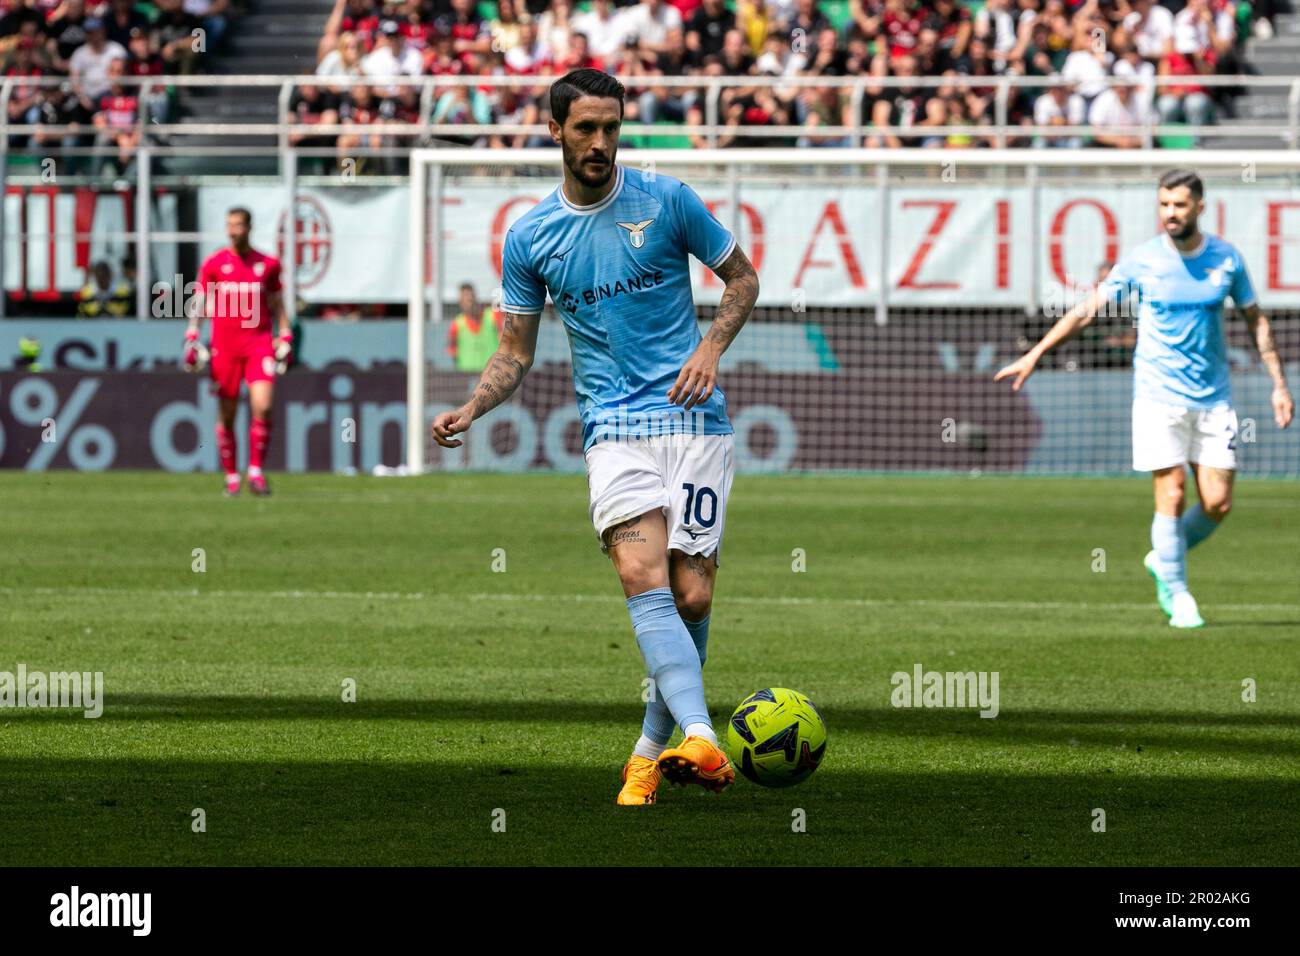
584, 433, 735, 565
1132, 398, 1238, 472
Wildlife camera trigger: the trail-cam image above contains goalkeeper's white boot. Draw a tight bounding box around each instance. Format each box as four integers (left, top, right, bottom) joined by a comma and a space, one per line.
223, 473, 241, 497
1169, 591, 1205, 629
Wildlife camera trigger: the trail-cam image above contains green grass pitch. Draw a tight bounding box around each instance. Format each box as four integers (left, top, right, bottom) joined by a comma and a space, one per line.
1, 471, 1297, 866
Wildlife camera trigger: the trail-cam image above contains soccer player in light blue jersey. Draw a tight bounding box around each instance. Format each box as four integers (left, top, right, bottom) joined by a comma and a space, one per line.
997, 169, 1293, 628
431, 69, 760, 804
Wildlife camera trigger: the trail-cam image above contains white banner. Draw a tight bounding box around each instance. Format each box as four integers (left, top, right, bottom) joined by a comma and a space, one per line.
199, 179, 1300, 307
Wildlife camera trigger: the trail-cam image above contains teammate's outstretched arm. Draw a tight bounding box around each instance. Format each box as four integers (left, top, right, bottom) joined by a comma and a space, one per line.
993, 286, 1108, 391
1241, 303, 1294, 429
431, 310, 540, 448
667, 246, 760, 410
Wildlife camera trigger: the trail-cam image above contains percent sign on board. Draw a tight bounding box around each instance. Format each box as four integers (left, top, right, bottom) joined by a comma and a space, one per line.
5, 377, 116, 470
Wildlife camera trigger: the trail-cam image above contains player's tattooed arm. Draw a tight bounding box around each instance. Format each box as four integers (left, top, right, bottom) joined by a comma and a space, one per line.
433, 311, 540, 448
1242, 303, 1294, 429
668, 246, 759, 410
470, 311, 540, 418
704, 245, 760, 354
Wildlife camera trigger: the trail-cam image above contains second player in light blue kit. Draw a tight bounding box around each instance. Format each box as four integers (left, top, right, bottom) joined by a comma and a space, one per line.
432, 69, 761, 805
997, 169, 1293, 628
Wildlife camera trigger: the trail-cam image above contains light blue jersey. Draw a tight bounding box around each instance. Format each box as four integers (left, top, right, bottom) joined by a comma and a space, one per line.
1100, 233, 1257, 409
501, 164, 737, 450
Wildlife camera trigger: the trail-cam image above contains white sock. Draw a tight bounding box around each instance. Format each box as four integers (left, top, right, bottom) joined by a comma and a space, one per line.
633, 735, 666, 760
247, 465, 263, 478
683, 722, 717, 744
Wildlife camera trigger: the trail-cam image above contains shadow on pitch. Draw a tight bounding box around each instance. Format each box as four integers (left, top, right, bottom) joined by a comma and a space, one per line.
5, 693, 1296, 758
0, 756, 1297, 866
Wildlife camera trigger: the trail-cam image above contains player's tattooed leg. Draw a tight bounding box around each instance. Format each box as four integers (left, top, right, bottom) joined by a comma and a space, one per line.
606, 511, 671, 598
605, 514, 648, 549
669, 548, 717, 624
683, 553, 713, 577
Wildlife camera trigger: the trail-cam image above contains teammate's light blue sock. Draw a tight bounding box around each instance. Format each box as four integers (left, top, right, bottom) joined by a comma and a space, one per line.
639, 612, 712, 747
627, 587, 711, 737
1183, 503, 1221, 551
1152, 512, 1188, 594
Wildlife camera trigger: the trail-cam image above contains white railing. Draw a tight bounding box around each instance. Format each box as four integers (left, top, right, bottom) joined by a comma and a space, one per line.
0, 73, 1298, 154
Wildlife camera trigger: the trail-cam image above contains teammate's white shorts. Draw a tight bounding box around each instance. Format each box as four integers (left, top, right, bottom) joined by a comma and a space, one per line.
1132, 398, 1238, 472
584, 433, 735, 565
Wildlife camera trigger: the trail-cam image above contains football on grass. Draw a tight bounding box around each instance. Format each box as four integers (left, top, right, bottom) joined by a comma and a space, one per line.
725, 688, 827, 788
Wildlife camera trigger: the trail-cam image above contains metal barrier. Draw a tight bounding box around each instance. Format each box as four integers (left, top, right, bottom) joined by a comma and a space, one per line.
0, 73, 1297, 151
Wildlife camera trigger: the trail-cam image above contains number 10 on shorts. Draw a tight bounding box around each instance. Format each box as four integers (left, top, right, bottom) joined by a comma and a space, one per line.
682, 482, 718, 527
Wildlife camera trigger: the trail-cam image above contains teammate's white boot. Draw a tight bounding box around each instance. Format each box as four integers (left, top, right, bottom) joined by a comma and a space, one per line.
1143, 550, 1174, 618
1169, 591, 1205, 629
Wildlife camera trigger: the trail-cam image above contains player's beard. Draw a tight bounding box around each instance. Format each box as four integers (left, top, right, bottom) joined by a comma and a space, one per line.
562, 137, 616, 189
1164, 216, 1196, 241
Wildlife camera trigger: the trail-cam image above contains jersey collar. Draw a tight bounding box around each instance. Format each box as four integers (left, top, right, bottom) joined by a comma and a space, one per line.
558, 165, 623, 216
1163, 232, 1207, 258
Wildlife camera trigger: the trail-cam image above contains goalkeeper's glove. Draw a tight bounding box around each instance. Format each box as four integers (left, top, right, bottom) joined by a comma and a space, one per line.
274, 330, 294, 375
182, 328, 209, 373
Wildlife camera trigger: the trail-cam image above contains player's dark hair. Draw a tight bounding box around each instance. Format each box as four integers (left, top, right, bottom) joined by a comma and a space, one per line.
550, 69, 625, 127
1158, 169, 1203, 199
228, 206, 252, 226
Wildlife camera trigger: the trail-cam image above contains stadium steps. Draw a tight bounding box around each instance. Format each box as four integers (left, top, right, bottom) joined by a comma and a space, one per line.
161, 0, 327, 174
1197, 10, 1300, 147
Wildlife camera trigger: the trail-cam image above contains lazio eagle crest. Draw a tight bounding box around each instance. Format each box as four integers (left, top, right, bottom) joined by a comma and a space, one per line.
616, 219, 655, 248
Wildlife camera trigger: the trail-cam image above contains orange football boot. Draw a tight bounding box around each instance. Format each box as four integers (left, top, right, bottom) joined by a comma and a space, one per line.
657, 735, 735, 793
617, 755, 662, 806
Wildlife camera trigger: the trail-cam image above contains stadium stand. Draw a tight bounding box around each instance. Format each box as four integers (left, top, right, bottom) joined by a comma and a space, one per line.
280, 0, 1293, 150
1, 0, 1292, 170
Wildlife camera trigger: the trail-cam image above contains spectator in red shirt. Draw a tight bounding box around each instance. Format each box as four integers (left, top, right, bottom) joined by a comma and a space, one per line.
319, 0, 378, 64
927, 0, 973, 66
92, 56, 139, 174
5, 37, 44, 147
553, 30, 605, 72
881, 0, 923, 59
443, 0, 491, 64
125, 26, 168, 123
1157, 3, 1217, 138
423, 29, 467, 75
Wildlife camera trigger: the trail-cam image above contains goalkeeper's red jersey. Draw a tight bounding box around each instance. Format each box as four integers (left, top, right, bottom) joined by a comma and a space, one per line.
198, 247, 283, 349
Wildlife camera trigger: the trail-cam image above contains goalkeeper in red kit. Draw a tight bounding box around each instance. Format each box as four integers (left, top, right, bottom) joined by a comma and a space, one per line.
183, 206, 292, 496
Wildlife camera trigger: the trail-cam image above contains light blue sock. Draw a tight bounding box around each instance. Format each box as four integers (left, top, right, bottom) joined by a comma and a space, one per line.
627, 587, 711, 735
641, 694, 676, 747
640, 612, 711, 744
683, 613, 710, 666
1183, 503, 1221, 551
1152, 512, 1188, 594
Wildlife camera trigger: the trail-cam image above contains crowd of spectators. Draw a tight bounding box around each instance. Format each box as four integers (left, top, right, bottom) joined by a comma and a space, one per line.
300, 0, 1269, 157
2, 0, 231, 172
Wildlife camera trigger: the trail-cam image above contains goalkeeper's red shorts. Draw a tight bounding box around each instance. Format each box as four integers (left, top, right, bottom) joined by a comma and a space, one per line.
209, 337, 276, 400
